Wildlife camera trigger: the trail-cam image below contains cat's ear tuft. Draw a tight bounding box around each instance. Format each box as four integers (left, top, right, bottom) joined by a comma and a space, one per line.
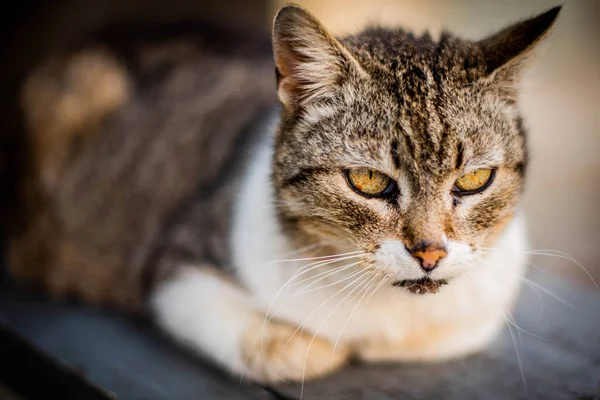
477, 5, 561, 99
272, 5, 364, 112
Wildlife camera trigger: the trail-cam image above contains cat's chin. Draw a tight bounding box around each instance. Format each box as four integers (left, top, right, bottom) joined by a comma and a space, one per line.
392, 277, 449, 294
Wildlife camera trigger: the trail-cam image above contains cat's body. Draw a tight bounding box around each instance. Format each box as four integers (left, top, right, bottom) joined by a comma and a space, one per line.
5, 5, 560, 383
9, 23, 278, 310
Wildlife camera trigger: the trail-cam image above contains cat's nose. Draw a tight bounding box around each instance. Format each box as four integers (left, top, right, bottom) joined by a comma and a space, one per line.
407, 241, 447, 272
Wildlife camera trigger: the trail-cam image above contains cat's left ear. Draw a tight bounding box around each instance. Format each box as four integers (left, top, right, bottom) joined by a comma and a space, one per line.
272, 5, 366, 113
477, 5, 562, 100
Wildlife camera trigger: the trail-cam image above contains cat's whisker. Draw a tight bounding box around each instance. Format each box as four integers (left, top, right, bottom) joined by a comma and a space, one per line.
502, 316, 528, 398
288, 262, 365, 296
262, 254, 367, 316
502, 312, 558, 345
299, 272, 374, 399
355, 273, 390, 315
479, 246, 599, 292
333, 271, 383, 353
275, 253, 367, 295
275, 270, 371, 385
278, 242, 324, 258
523, 263, 545, 312
480, 250, 600, 310
295, 253, 366, 272
260, 253, 365, 358
483, 262, 577, 310
460, 270, 544, 340
519, 276, 577, 310
280, 269, 372, 357
525, 250, 600, 292
526, 260, 551, 274
460, 273, 529, 397
262, 258, 346, 331
330, 272, 378, 345
287, 260, 363, 290
284, 254, 367, 291
270, 250, 364, 264
527, 248, 572, 256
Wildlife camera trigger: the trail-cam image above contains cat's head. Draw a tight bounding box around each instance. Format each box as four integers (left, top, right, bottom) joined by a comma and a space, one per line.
270, 5, 560, 293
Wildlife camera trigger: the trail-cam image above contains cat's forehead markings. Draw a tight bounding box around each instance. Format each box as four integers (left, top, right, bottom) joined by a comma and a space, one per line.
464, 150, 506, 171
455, 142, 465, 170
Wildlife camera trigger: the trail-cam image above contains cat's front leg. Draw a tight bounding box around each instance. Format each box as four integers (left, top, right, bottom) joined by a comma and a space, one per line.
151, 265, 350, 383
356, 313, 504, 363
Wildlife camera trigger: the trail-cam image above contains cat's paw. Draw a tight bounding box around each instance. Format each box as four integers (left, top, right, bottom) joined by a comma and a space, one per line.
241, 320, 349, 384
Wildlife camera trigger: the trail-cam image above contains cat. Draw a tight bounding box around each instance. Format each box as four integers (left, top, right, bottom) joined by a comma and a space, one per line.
4, 3, 561, 384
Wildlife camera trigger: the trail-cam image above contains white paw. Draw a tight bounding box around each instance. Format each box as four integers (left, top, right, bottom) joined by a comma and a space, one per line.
241, 320, 349, 384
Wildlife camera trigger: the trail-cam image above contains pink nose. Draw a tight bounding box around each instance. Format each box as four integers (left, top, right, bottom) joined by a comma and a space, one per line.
408, 243, 447, 271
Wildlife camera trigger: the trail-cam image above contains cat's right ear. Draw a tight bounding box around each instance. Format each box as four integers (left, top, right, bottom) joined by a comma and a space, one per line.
272, 5, 365, 113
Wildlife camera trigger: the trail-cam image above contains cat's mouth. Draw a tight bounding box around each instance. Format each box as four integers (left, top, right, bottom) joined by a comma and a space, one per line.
392, 277, 448, 294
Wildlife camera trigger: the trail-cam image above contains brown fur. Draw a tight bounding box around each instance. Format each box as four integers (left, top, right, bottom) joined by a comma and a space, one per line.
20, 47, 131, 192
7, 22, 277, 311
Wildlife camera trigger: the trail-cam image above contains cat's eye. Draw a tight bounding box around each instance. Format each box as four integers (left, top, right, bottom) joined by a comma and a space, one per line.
346, 168, 396, 198
453, 168, 495, 194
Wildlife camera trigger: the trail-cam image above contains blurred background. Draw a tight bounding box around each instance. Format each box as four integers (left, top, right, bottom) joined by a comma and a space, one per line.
1, 0, 598, 290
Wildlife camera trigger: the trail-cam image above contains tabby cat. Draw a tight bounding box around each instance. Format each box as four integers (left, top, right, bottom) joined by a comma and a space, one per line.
6, 4, 561, 383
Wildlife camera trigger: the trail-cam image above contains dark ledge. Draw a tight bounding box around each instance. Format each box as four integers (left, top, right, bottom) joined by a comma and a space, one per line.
0, 268, 599, 400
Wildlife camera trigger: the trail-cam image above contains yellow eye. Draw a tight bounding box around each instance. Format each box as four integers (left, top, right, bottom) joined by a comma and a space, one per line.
454, 168, 494, 193
346, 168, 395, 197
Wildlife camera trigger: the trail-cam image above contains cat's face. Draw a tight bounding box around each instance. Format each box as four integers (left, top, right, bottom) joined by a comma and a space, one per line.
271, 5, 559, 293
